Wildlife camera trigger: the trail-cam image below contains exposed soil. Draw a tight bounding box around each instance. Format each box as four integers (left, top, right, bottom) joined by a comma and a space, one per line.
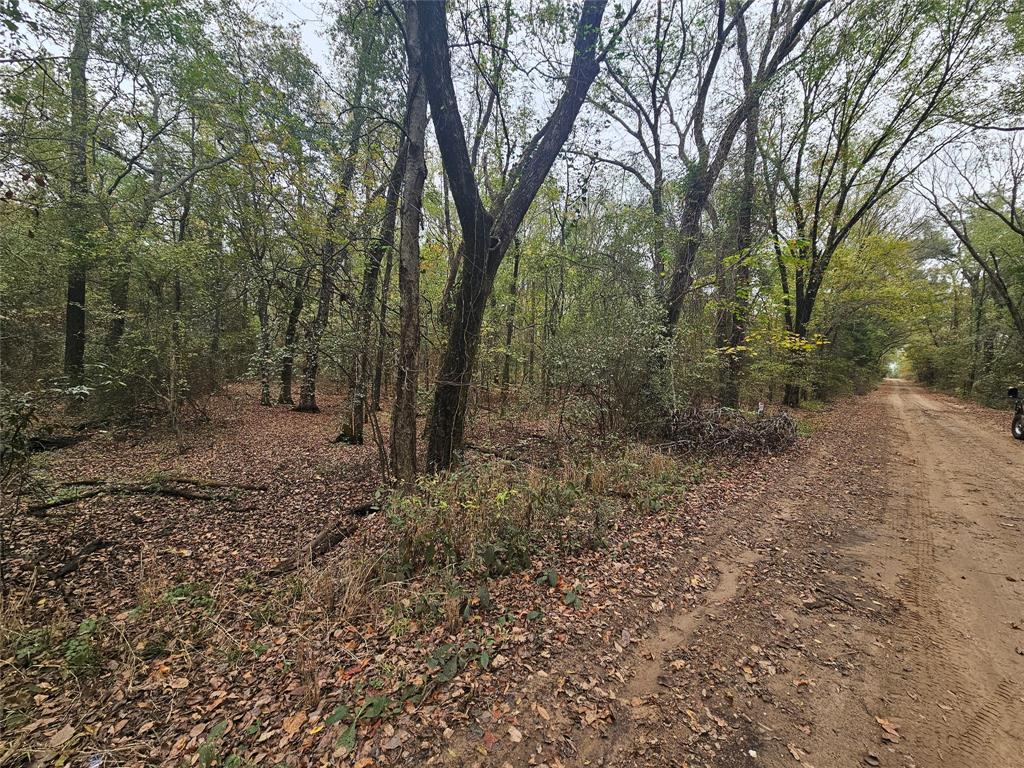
438, 379, 1024, 768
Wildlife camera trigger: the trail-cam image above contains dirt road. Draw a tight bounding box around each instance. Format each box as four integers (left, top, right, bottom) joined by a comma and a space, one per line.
858, 380, 1024, 766
628, 379, 1024, 768
446, 380, 1024, 768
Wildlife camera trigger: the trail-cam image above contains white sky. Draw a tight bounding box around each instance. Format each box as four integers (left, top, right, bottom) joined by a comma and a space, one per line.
271, 0, 333, 70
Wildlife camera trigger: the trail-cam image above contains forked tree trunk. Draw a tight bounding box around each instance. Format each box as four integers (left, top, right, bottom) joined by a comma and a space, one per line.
420, 0, 609, 472
664, 0, 827, 335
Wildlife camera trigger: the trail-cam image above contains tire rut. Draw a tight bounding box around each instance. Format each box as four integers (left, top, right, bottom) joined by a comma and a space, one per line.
574, 550, 761, 766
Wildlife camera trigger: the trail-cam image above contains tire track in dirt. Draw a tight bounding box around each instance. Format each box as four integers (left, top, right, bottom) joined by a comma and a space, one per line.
575, 550, 762, 765
874, 382, 1024, 767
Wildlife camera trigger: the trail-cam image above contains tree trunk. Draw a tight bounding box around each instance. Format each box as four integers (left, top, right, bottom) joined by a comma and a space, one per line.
783, 281, 814, 407
372, 241, 394, 412
390, 3, 428, 485
279, 267, 307, 405
257, 282, 272, 407
63, 0, 97, 384
501, 240, 521, 403
341, 141, 407, 442
105, 249, 130, 353
296, 231, 337, 412
664, 0, 826, 335
419, 0, 608, 472
721, 24, 758, 410
295, 35, 371, 413
425, 258, 495, 471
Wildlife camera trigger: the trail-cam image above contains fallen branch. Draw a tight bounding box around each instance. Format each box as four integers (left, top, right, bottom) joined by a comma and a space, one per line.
28, 489, 104, 514
53, 537, 111, 579
464, 442, 556, 468
27, 484, 215, 514
27, 478, 263, 515
27, 434, 88, 453
143, 485, 220, 501
266, 503, 378, 577
155, 475, 269, 492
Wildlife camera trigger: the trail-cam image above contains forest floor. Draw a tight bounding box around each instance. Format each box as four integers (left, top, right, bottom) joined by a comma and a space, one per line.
2, 380, 1023, 767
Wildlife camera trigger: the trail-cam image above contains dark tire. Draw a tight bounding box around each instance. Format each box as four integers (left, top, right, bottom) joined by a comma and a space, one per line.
1013, 412, 1024, 440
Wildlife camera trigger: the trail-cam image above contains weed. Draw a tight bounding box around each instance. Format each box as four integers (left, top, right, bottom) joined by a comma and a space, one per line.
12, 626, 53, 666
248, 603, 279, 627
63, 617, 101, 677
162, 581, 215, 610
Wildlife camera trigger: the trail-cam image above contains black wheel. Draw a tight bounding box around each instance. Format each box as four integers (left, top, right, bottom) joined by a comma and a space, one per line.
1013, 412, 1024, 440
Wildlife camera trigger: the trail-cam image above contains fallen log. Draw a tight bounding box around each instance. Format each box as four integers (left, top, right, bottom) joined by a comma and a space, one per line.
27, 434, 88, 453
155, 475, 269, 492
265, 503, 378, 577
53, 537, 111, 579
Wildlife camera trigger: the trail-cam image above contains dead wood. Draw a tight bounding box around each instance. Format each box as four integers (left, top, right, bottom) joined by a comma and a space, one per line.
156, 475, 269, 491
27, 434, 89, 453
27, 489, 104, 514
31, 477, 266, 515
464, 442, 556, 469
53, 537, 111, 579
266, 503, 378, 577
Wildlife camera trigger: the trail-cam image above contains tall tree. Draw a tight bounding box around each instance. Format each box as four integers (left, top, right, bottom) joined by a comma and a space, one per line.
420, 0, 632, 471
341, 140, 407, 443
390, 2, 428, 483
663, 0, 829, 333
720, 11, 759, 408
62, 0, 96, 384
764, 0, 1004, 404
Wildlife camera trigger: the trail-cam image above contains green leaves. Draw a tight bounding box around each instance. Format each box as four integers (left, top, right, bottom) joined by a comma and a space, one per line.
325, 704, 350, 726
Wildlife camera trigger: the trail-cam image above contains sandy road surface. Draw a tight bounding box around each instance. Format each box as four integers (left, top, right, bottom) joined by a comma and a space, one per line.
860, 380, 1024, 766
574, 380, 1024, 767
442, 381, 1024, 768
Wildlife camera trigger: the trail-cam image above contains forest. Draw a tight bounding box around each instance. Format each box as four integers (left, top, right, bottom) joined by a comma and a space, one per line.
2, 0, 1024, 766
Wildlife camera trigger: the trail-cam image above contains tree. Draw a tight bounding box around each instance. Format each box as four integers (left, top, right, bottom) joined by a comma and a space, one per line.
62, 0, 96, 384
420, 0, 633, 471
763, 0, 1007, 404
663, 0, 828, 333
390, 1, 428, 484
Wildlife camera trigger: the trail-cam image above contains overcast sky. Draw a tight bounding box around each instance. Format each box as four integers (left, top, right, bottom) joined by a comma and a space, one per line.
273, 0, 333, 70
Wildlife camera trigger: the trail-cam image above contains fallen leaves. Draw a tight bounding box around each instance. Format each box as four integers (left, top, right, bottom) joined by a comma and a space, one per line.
48, 724, 76, 748
875, 715, 900, 744
282, 712, 306, 738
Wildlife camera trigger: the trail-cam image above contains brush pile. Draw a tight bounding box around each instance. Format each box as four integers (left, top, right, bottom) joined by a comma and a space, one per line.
666, 406, 798, 455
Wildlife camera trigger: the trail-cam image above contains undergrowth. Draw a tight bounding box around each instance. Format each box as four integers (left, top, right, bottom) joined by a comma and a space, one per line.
383, 441, 689, 583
